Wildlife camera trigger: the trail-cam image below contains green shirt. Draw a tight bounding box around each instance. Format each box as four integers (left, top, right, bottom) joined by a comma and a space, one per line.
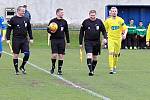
127, 24, 136, 34
136, 26, 146, 36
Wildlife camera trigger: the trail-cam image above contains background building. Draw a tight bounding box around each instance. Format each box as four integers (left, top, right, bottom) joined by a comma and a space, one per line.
0, 0, 150, 27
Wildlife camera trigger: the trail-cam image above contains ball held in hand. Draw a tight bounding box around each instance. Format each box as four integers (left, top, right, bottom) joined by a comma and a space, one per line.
48, 22, 58, 32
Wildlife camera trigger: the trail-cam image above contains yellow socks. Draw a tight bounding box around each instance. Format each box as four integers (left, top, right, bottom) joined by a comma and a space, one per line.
109, 55, 114, 71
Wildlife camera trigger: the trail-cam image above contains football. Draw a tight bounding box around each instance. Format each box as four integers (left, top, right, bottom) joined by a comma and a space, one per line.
48, 22, 58, 32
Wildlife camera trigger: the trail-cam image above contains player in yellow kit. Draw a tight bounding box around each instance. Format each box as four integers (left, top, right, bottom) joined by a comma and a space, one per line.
104, 7, 128, 74
146, 24, 150, 46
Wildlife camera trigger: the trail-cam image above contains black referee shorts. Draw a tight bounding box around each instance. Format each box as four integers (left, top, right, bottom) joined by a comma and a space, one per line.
84, 40, 101, 55
12, 38, 29, 54
51, 39, 65, 54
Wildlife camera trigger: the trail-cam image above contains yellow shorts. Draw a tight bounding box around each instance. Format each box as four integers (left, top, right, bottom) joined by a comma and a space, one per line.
108, 39, 121, 54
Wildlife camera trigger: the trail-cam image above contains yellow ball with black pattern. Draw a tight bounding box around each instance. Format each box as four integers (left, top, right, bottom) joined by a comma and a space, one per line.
48, 22, 58, 32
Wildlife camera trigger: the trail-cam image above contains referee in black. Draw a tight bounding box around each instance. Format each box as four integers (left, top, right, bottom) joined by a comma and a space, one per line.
79, 10, 107, 76
47, 8, 70, 75
6, 6, 33, 75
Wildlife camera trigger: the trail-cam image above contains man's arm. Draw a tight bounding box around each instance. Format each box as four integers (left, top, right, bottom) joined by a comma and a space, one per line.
121, 19, 128, 40
2, 30, 6, 41
28, 11, 31, 20
104, 20, 108, 33
122, 24, 128, 40
6, 20, 13, 41
1, 21, 7, 41
64, 21, 70, 43
100, 20, 107, 39
79, 21, 85, 47
27, 20, 33, 40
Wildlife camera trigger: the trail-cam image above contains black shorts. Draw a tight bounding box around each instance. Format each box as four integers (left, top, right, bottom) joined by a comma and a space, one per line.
12, 38, 29, 54
84, 40, 101, 55
51, 39, 65, 54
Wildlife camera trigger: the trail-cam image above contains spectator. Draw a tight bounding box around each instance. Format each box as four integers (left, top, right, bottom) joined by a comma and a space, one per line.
136, 21, 146, 49
23, 5, 31, 21
127, 19, 137, 49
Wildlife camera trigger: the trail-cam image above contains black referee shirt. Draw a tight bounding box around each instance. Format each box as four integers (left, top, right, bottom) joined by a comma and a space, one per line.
6, 15, 33, 40
47, 18, 70, 43
79, 18, 107, 45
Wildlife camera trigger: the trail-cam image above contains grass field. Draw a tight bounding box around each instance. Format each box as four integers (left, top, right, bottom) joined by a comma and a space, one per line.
0, 30, 150, 100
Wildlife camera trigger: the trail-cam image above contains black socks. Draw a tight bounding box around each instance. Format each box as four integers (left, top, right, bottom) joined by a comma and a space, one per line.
87, 58, 92, 72
13, 59, 18, 72
58, 60, 63, 71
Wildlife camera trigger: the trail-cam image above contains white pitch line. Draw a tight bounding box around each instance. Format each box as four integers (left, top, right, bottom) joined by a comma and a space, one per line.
3, 51, 111, 100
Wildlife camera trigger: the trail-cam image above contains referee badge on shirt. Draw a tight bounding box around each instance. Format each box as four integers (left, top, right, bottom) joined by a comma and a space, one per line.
61, 27, 64, 31
96, 25, 99, 30
17, 25, 20, 28
24, 21, 27, 27
25, 23, 27, 27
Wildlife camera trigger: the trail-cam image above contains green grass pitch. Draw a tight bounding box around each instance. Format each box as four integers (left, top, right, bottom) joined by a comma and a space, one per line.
0, 30, 150, 100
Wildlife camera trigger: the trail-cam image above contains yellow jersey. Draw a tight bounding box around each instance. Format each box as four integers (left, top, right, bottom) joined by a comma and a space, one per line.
104, 16, 127, 40
146, 24, 150, 42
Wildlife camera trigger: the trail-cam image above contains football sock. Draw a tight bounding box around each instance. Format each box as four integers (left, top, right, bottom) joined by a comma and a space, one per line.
51, 59, 56, 69
109, 55, 114, 71
21, 52, 30, 68
87, 58, 92, 72
92, 60, 97, 71
13, 59, 19, 72
58, 60, 63, 71
114, 56, 118, 68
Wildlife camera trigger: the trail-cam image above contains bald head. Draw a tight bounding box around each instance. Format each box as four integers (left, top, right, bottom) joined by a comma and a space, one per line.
110, 7, 118, 17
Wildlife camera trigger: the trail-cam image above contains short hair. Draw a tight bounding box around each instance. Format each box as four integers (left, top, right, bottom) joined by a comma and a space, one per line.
17, 6, 24, 12
89, 10, 96, 14
130, 19, 134, 21
23, 5, 27, 8
56, 8, 63, 14
110, 7, 118, 11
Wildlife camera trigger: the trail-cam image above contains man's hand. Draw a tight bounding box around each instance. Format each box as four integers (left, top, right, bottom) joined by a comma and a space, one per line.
6, 40, 10, 44
122, 29, 127, 40
30, 39, 33, 43
146, 41, 149, 46
51, 30, 57, 33
102, 39, 107, 45
80, 45, 83, 48
66, 43, 70, 48
122, 34, 126, 40
140, 35, 144, 38
2, 37, 5, 42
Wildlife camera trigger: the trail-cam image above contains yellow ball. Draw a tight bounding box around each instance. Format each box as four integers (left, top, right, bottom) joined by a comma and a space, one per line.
48, 22, 58, 32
